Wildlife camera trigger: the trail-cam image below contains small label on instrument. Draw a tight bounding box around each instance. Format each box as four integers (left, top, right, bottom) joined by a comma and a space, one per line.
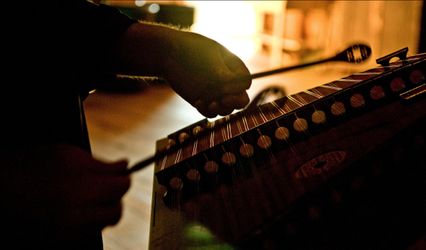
295, 151, 346, 179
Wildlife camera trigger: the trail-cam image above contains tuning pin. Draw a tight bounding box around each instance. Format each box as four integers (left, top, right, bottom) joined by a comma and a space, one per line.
204, 160, 219, 174
409, 69, 425, 84
221, 152, 236, 166
178, 132, 190, 143
186, 169, 201, 182
311, 110, 326, 124
330, 189, 342, 204
350, 93, 365, 108
330, 101, 346, 116
206, 121, 215, 129
369, 85, 385, 100
166, 138, 176, 149
308, 206, 321, 220
169, 177, 183, 190
293, 118, 308, 132
239, 143, 254, 157
257, 135, 272, 149
192, 125, 203, 136
390, 77, 406, 92
275, 126, 290, 140
157, 184, 168, 197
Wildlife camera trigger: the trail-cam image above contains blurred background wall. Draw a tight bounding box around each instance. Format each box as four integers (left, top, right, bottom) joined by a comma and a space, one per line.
103, 0, 424, 70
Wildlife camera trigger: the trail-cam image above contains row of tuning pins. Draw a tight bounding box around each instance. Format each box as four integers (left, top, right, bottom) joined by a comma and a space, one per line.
164, 68, 425, 192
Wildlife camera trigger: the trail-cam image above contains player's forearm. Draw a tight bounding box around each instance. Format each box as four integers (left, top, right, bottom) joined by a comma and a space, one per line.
113, 21, 182, 78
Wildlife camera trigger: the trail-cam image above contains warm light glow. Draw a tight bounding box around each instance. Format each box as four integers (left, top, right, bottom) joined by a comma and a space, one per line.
148, 3, 160, 14
134, 0, 145, 7
188, 1, 258, 61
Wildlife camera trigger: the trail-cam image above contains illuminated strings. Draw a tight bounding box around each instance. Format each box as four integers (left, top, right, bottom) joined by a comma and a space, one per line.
162, 83, 346, 242
152, 51, 426, 245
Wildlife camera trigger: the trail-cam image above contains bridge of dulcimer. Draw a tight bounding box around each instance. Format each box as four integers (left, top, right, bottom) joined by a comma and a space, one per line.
149, 48, 426, 249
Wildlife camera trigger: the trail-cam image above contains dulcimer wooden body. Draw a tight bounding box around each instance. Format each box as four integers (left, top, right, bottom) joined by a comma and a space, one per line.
149, 49, 426, 249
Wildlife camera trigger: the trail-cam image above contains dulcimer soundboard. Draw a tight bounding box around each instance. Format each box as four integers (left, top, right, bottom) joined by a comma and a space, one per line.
149, 48, 426, 249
